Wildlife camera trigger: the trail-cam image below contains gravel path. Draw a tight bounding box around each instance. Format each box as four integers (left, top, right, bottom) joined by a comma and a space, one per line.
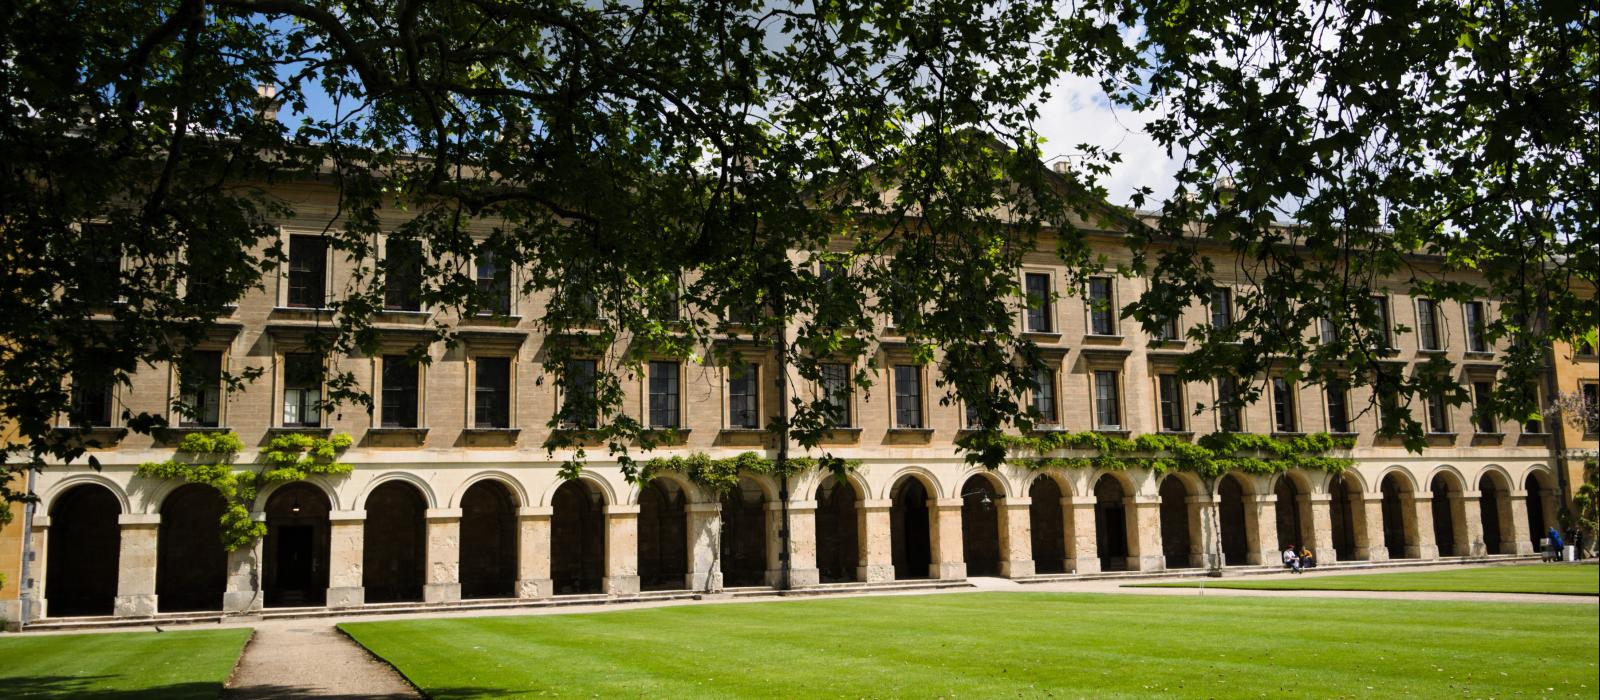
221, 624, 419, 699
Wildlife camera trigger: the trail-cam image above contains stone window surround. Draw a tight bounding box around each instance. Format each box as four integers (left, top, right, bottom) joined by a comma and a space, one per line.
1020, 265, 1056, 334
274, 227, 335, 310
641, 358, 688, 430
371, 352, 428, 430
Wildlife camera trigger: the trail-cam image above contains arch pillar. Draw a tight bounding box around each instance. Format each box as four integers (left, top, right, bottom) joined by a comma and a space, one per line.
604, 505, 640, 594
997, 497, 1034, 578
516, 506, 553, 598
1361, 499, 1391, 561
1460, 495, 1486, 557
327, 510, 366, 609
781, 500, 820, 588
1539, 488, 1562, 534
1189, 496, 1220, 570
859, 499, 894, 583
1069, 498, 1100, 574
931, 498, 966, 580
1130, 496, 1164, 572
686, 503, 724, 592
1244, 493, 1278, 566
114, 514, 160, 618
1412, 494, 1439, 559
1307, 495, 1337, 564
1506, 492, 1534, 555
25, 519, 48, 620
424, 508, 462, 604
223, 520, 264, 613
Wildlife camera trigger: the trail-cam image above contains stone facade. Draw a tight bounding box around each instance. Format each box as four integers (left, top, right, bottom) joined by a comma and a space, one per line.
6, 183, 1582, 624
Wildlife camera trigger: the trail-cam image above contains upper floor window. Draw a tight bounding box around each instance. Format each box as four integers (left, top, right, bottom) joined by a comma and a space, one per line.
1216, 377, 1241, 432
1088, 278, 1116, 336
1581, 382, 1598, 437
1463, 301, 1489, 353
561, 359, 598, 429
380, 355, 421, 428
476, 250, 511, 316
1371, 295, 1394, 349
474, 357, 512, 429
1577, 338, 1597, 357
893, 364, 923, 428
179, 351, 223, 428
1318, 318, 1337, 344
1376, 366, 1403, 432
1425, 390, 1450, 433
821, 363, 852, 428
1471, 381, 1497, 433
70, 370, 114, 427
1093, 370, 1122, 430
79, 223, 121, 305
1157, 373, 1185, 432
728, 364, 760, 429
1152, 314, 1181, 342
648, 361, 680, 429
1025, 273, 1053, 333
383, 239, 423, 312
1325, 380, 1351, 433
1208, 288, 1233, 330
1271, 377, 1298, 433
1522, 384, 1544, 434
287, 235, 327, 308
282, 353, 322, 427
1033, 367, 1058, 425
1417, 299, 1443, 351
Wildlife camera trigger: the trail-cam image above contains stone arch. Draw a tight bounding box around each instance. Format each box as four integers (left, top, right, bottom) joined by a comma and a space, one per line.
953, 467, 1014, 499
1427, 468, 1468, 557
1474, 467, 1516, 556
814, 473, 862, 583
1272, 471, 1314, 556
354, 471, 440, 511
1327, 472, 1367, 561
541, 472, 617, 509
638, 477, 690, 591
46, 482, 123, 617
459, 479, 518, 599
880, 466, 941, 501
890, 473, 935, 579
720, 475, 769, 587
1216, 472, 1254, 566
255, 476, 341, 513
1521, 466, 1559, 551
42, 474, 130, 516
156, 483, 229, 612
448, 471, 528, 509
1157, 473, 1201, 569
958, 474, 1002, 577
1092, 473, 1133, 572
263, 482, 332, 607
363, 480, 428, 603
550, 479, 606, 594
1378, 471, 1419, 559
1027, 473, 1070, 575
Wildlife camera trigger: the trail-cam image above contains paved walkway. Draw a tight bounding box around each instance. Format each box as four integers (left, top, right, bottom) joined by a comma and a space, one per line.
221, 624, 418, 699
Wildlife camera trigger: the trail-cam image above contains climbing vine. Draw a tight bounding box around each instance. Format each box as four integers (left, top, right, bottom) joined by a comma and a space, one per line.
137, 432, 354, 551
637, 451, 859, 494
958, 430, 1355, 478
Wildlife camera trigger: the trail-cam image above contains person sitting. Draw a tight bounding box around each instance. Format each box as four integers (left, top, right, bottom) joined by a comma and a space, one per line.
1299, 546, 1316, 568
1282, 545, 1301, 574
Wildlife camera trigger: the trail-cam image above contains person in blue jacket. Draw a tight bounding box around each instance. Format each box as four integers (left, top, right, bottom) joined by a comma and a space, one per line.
1548, 527, 1565, 561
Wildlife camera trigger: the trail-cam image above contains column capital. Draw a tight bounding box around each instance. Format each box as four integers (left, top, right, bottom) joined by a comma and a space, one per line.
932, 498, 964, 509
425, 508, 464, 520
861, 499, 893, 512
118, 513, 160, 526
997, 497, 1031, 507
604, 504, 641, 515
1130, 496, 1162, 506
329, 509, 366, 522
686, 502, 721, 514
30, 515, 50, 529
517, 506, 554, 517
1187, 496, 1216, 505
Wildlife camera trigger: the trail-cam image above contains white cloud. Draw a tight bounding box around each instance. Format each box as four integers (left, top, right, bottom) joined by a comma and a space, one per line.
1034, 74, 1182, 209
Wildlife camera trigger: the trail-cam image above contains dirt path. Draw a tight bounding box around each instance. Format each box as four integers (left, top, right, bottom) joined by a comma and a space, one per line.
221, 623, 419, 699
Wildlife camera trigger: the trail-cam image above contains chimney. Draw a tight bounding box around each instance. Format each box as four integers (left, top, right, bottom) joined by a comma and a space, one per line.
256, 83, 280, 122
1051, 161, 1070, 174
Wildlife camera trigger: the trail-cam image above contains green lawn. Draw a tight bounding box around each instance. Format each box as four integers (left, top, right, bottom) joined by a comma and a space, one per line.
342, 592, 1598, 699
1136, 563, 1599, 596
0, 628, 251, 699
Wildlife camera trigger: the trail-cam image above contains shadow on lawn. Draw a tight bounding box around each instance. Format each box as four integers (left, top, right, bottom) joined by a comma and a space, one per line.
221, 682, 504, 699
11, 675, 220, 700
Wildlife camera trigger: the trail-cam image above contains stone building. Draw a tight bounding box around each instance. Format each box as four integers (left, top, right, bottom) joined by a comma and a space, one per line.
6, 182, 1583, 626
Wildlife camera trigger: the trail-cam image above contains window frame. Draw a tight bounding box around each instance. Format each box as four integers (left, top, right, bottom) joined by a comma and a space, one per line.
1270, 377, 1298, 433
470, 355, 515, 430
68, 369, 117, 428
1416, 298, 1444, 351
559, 359, 600, 430
1215, 376, 1243, 432
819, 362, 853, 429
1371, 294, 1394, 350
474, 249, 514, 317
1463, 301, 1489, 353
1470, 380, 1498, 434
1325, 380, 1352, 434
1032, 366, 1059, 426
892, 363, 925, 429
647, 360, 683, 430
281, 352, 325, 428
1156, 373, 1185, 432
176, 350, 225, 428
285, 234, 330, 309
377, 353, 424, 429
1023, 271, 1054, 333
1424, 390, 1451, 434
381, 236, 425, 312
1086, 277, 1118, 336
726, 362, 762, 430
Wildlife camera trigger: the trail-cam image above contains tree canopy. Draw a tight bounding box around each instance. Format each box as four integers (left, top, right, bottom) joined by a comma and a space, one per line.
1, 0, 1594, 514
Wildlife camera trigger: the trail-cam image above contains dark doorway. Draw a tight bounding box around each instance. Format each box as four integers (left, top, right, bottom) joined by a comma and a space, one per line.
1218, 475, 1249, 566
1524, 473, 1548, 551
1158, 476, 1193, 569
1274, 477, 1305, 551
363, 481, 427, 603
960, 476, 1001, 577
1028, 476, 1067, 574
638, 479, 689, 591
46, 484, 121, 616
264, 483, 330, 607
720, 477, 767, 587
551, 480, 605, 594
157, 484, 228, 612
891, 477, 932, 579
1430, 475, 1460, 557
1380, 474, 1412, 559
1094, 475, 1129, 572
815, 476, 860, 583
1329, 474, 1359, 561
1478, 475, 1505, 555
460, 480, 517, 598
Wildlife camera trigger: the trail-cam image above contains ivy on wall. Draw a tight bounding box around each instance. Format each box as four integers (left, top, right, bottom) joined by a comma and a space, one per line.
959, 430, 1356, 478
137, 432, 353, 551
638, 451, 860, 494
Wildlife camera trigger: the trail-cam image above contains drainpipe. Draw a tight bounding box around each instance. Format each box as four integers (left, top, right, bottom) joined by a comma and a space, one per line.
771, 281, 792, 592
18, 466, 38, 627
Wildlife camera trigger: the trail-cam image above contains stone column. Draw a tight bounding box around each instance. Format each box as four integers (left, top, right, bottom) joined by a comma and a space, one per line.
685, 503, 723, 592
763, 501, 784, 587
603, 505, 640, 595
997, 497, 1034, 578
326, 510, 366, 609
424, 508, 462, 604
1245, 493, 1279, 566
516, 507, 552, 598
1362, 499, 1390, 562
1307, 495, 1338, 564
858, 499, 894, 583
1069, 499, 1100, 575
1188, 496, 1218, 570
1507, 492, 1534, 555
785, 500, 821, 587
223, 514, 265, 614
27, 516, 49, 621
114, 513, 159, 617
1129, 496, 1164, 572
930, 498, 966, 580
1412, 493, 1438, 559
1461, 494, 1486, 557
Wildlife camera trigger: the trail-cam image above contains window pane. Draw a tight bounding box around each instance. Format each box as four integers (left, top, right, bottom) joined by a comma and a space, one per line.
1418, 300, 1441, 350
1034, 368, 1057, 424
381, 355, 419, 428
1427, 391, 1449, 433
476, 250, 511, 315
562, 360, 598, 429
1472, 381, 1496, 433
894, 365, 922, 428
1272, 377, 1296, 432
1093, 370, 1120, 429
79, 223, 121, 305
821, 363, 851, 427
1209, 288, 1232, 329
649, 361, 680, 428
1025, 273, 1051, 332
71, 371, 114, 427
1089, 278, 1115, 335
179, 351, 223, 427
728, 364, 759, 429
384, 240, 423, 311
1158, 374, 1184, 431
1319, 318, 1336, 344
1465, 302, 1487, 352
1372, 295, 1392, 348
1217, 377, 1240, 432
287, 236, 327, 308
1326, 381, 1350, 433
474, 357, 511, 428
283, 353, 322, 427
